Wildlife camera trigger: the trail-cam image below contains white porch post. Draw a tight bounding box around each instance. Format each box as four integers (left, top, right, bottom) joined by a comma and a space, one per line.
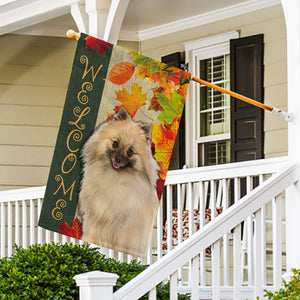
281, 0, 300, 271
74, 271, 119, 300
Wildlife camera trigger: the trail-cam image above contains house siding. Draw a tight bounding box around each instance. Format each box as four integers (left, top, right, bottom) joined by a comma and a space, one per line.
140, 4, 288, 161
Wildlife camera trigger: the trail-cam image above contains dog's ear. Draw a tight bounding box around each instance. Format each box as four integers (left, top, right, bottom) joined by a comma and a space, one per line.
139, 123, 152, 141
114, 108, 130, 121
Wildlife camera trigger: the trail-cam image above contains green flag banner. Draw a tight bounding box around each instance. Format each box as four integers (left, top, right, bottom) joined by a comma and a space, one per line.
38, 33, 191, 257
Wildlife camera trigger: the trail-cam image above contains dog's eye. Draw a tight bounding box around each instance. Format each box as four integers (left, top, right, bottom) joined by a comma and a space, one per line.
127, 148, 134, 157
112, 140, 119, 149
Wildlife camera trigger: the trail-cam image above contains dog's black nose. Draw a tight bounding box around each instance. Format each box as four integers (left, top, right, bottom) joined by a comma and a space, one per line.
115, 155, 122, 164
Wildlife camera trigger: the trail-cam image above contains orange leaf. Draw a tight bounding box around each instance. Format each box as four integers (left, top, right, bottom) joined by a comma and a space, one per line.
106, 62, 135, 85
152, 119, 179, 169
114, 83, 147, 117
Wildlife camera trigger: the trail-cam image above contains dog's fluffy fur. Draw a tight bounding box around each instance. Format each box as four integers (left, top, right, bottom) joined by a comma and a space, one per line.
78, 108, 159, 257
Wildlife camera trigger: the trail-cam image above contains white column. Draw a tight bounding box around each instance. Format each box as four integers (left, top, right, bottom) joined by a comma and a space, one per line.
74, 271, 119, 300
281, 0, 300, 270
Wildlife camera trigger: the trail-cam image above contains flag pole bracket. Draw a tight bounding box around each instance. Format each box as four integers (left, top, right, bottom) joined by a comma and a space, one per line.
271, 107, 293, 122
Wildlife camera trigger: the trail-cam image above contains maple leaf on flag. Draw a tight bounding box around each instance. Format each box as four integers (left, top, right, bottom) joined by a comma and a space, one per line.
152, 119, 179, 169
114, 82, 147, 118
106, 62, 135, 85
85, 36, 112, 56
156, 91, 184, 124
58, 217, 83, 239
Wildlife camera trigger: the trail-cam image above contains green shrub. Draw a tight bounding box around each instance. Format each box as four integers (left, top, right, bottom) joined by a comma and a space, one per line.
264, 268, 300, 299
0, 243, 190, 300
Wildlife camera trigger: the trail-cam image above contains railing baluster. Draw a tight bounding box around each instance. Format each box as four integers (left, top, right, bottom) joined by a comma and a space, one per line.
7, 201, 12, 257
177, 183, 183, 285
199, 181, 206, 286
187, 182, 193, 234
222, 179, 229, 286
15, 200, 20, 248
212, 240, 221, 300
148, 287, 156, 300
22, 200, 27, 248
167, 184, 173, 252
170, 270, 178, 300
1, 201, 5, 258
30, 199, 35, 245
147, 241, 152, 265
233, 224, 242, 300
156, 199, 163, 259
37, 198, 43, 244
273, 194, 283, 290
254, 208, 263, 299
246, 176, 254, 285
210, 180, 216, 219
191, 255, 199, 300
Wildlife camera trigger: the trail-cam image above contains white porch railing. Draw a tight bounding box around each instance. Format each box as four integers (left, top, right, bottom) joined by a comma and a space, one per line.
114, 160, 296, 300
0, 156, 295, 299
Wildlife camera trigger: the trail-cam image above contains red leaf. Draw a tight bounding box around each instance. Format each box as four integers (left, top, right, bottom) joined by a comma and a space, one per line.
106, 62, 135, 85
58, 217, 83, 239
85, 36, 112, 56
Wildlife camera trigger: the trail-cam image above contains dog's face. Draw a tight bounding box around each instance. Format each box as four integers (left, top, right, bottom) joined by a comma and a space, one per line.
84, 108, 153, 174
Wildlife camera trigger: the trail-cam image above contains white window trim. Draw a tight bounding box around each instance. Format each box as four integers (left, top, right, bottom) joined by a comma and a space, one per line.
184, 31, 239, 168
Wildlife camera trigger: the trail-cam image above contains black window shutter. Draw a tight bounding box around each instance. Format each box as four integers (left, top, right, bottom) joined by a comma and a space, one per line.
161, 52, 185, 169
230, 34, 264, 162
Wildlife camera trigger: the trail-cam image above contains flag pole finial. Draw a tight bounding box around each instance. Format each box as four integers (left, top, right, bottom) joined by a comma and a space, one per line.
66, 30, 80, 40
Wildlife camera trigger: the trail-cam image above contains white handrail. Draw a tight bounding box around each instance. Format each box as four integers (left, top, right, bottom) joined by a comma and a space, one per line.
165, 156, 288, 184
114, 162, 297, 300
0, 186, 45, 202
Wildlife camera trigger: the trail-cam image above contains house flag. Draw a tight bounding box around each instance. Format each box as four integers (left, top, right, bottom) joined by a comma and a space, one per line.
38, 33, 191, 257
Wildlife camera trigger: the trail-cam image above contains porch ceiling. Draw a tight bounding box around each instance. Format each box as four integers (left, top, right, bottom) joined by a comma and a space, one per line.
0, 0, 281, 41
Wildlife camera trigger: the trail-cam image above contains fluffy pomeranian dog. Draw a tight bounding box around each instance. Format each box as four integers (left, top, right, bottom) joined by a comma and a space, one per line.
78, 108, 160, 257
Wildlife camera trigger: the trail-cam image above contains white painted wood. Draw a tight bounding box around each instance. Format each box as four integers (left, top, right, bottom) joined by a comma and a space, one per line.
282, 0, 300, 271
254, 208, 263, 299
138, 0, 279, 40
114, 163, 297, 300
15, 200, 20, 247
156, 200, 163, 259
46, 229, 51, 244
170, 271, 178, 300
165, 157, 288, 186
187, 183, 193, 235
7, 201, 12, 257
148, 287, 156, 300
246, 176, 254, 285
212, 241, 221, 300
118, 251, 124, 262
71, 3, 88, 33
233, 224, 241, 300
191, 255, 199, 300
37, 199, 42, 244
167, 185, 173, 252
261, 204, 267, 286
0, 0, 81, 35
222, 179, 230, 286
30, 198, 35, 245
22, 200, 27, 248
54, 232, 59, 244
0, 202, 5, 258
103, 0, 130, 44
273, 194, 283, 289
177, 184, 183, 285
74, 271, 119, 300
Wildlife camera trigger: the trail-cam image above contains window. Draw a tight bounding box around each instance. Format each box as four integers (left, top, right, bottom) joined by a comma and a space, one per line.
185, 31, 239, 167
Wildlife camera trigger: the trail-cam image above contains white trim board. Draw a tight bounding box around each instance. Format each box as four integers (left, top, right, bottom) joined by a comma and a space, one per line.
137, 0, 281, 41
